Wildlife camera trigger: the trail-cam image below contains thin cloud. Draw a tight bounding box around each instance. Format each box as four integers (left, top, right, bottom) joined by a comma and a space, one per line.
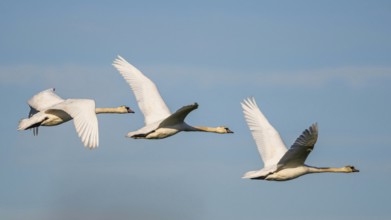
0, 64, 108, 86
0, 64, 130, 104
2, 64, 390, 90
256, 66, 391, 88
149, 65, 391, 88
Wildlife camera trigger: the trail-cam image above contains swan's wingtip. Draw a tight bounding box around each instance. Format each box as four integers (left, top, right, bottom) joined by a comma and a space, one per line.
241, 97, 258, 110
47, 87, 56, 92
309, 123, 318, 132
85, 144, 98, 149
243, 96, 254, 101
113, 55, 126, 65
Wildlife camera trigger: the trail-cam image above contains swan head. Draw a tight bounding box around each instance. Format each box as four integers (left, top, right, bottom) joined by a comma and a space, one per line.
345, 165, 359, 173
120, 105, 135, 113
217, 126, 234, 134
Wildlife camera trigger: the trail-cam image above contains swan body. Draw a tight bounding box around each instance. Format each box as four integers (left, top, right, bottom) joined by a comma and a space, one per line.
241, 97, 358, 181
18, 88, 134, 148
112, 56, 233, 139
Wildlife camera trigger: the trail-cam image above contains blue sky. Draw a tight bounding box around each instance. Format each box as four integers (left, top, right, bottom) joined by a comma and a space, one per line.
1, 0, 391, 219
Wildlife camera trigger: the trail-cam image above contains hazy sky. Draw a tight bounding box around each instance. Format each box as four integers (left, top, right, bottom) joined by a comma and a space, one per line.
1, 1, 391, 219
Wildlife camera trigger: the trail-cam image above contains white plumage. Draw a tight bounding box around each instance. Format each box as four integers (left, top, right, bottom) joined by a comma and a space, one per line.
112, 56, 233, 139
241, 97, 359, 181
18, 88, 99, 148
18, 88, 133, 148
241, 98, 287, 168
113, 56, 170, 125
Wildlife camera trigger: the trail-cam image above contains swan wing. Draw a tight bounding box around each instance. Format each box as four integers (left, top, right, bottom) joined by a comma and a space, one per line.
50, 99, 99, 148
27, 88, 64, 135
28, 88, 64, 111
241, 97, 287, 167
159, 103, 198, 127
112, 56, 171, 125
277, 123, 318, 169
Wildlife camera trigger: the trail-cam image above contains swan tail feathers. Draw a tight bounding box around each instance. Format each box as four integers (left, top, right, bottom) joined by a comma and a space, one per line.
242, 166, 277, 179
18, 118, 41, 131
127, 131, 151, 139
242, 170, 266, 179
17, 114, 46, 132
126, 131, 140, 138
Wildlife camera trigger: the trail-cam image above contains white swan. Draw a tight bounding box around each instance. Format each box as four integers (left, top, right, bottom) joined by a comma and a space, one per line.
112, 55, 233, 139
18, 88, 134, 148
241, 97, 359, 181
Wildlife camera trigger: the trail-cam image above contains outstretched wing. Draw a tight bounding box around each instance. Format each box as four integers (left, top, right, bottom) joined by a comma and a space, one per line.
112, 56, 171, 125
277, 123, 318, 169
241, 97, 287, 168
50, 99, 99, 149
28, 88, 64, 111
159, 103, 198, 127
27, 88, 64, 135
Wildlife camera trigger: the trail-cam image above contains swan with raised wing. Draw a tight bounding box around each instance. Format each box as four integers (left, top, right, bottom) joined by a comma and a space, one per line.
18, 88, 134, 148
112, 56, 233, 139
241, 97, 358, 181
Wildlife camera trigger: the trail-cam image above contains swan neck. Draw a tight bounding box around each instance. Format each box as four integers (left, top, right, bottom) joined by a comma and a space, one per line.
95, 107, 125, 114
307, 166, 350, 173
189, 126, 218, 132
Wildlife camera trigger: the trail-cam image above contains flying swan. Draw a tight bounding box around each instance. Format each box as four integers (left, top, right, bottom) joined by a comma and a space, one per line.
112, 55, 233, 139
241, 97, 359, 181
18, 88, 134, 148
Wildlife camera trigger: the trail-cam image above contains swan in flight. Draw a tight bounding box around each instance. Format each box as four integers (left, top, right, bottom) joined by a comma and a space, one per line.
112, 55, 233, 139
18, 88, 134, 148
241, 97, 358, 181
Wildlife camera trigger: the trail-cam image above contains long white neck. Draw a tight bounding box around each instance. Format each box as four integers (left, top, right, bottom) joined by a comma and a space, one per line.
95, 107, 127, 114
307, 166, 353, 173
187, 125, 221, 133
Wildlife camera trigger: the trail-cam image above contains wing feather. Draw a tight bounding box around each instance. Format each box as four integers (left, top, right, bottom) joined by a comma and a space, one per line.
28, 88, 64, 111
277, 123, 318, 169
51, 99, 99, 148
241, 97, 287, 167
112, 56, 171, 125
27, 88, 64, 136
159, 103, 198, 127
